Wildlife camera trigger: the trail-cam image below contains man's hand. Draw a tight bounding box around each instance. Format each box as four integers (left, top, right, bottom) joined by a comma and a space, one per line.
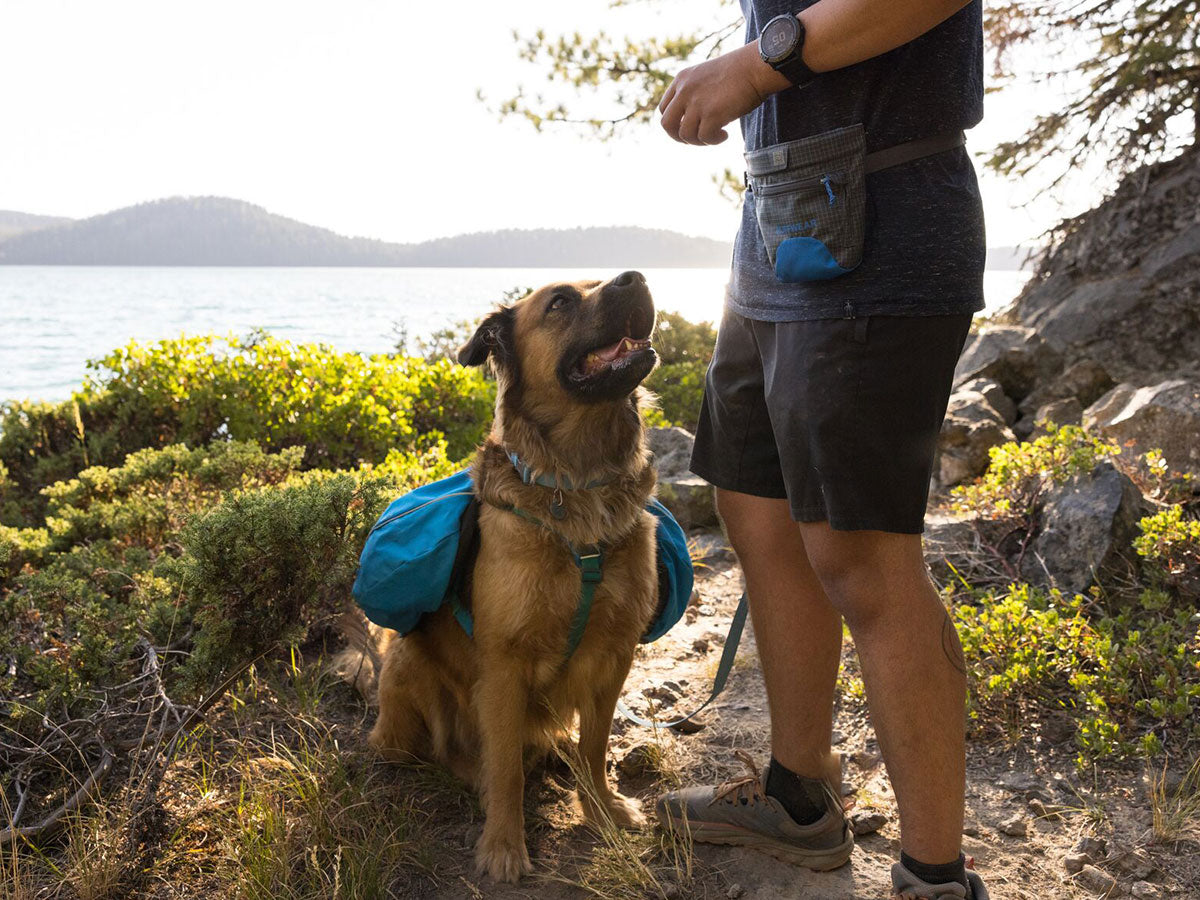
658, 42, 790, 146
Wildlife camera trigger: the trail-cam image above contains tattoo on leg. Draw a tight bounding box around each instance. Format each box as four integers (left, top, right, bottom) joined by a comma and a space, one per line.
942, 613, 967, 676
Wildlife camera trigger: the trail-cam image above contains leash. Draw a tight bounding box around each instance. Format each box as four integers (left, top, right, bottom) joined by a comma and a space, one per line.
615, 591, 748, 733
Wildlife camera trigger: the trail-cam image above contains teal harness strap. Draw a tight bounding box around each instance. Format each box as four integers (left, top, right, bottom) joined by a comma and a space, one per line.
456, 500, 604, 663
614, 591, 748, 732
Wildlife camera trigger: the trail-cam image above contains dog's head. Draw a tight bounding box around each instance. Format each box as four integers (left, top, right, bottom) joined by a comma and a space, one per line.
457, 271, 657, 409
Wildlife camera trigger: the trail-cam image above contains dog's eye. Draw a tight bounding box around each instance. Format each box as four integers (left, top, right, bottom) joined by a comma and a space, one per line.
548, 294, 569, 311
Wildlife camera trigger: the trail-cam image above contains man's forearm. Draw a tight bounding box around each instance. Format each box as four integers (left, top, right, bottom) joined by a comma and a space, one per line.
800, 0, 973, 73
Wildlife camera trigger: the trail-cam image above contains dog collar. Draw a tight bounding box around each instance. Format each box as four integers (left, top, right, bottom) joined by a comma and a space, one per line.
507, 450, 615, 492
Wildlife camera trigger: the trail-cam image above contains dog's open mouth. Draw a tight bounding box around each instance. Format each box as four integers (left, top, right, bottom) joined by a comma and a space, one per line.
572, 335, 653, 380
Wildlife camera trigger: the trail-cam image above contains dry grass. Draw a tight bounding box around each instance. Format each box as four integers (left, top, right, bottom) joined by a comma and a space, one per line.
1149, 756, 1200, 846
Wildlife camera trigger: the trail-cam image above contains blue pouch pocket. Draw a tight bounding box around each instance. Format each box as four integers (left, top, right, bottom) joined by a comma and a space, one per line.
746, 124, 866, 283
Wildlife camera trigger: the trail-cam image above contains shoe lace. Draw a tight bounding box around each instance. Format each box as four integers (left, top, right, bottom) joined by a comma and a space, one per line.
709, 749, 766, 806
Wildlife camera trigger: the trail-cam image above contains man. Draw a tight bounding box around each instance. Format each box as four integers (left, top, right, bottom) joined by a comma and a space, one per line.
654, 2, 990, 898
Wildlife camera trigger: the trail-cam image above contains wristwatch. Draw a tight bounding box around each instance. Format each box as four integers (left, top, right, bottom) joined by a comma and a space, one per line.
758, 14, 816, 88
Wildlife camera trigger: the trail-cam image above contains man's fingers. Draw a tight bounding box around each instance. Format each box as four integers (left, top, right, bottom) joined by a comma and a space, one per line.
658, 80, 677, 115
659, 94, 686, 142
698, 120, 729, 145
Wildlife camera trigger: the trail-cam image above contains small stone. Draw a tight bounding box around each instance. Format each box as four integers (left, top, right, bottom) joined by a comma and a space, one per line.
696, 604, 716, 616
840, 780, 856, 797
999, 815, 1027, 837
661, 881, 681, 899
1075, 864, 1117, 895
662, 681, 684, 694
962, 821, 981, 838
1028, 797, 1061, 822
850, 749, 881, 769
1106, 848, 1154, 880
1063, 852, 1091, 875
996, 771, 1042, 794
726, 884, 745, 899
691, 637, 710, 653
617, 743, 656, 777
849, 811, 887, 836
831, 729, 847, 746
1073, 836, 1108, 858
1130, 881, 1161, 899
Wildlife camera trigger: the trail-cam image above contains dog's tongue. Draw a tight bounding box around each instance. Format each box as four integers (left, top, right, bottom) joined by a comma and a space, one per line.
593, 338, 628, 362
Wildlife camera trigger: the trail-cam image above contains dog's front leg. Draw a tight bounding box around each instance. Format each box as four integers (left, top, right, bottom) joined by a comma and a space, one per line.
577, 664, 646, 829
474, 655, 533, 882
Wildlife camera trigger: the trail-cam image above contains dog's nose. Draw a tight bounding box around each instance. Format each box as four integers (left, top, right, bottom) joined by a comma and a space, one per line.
612, 271, 645, 288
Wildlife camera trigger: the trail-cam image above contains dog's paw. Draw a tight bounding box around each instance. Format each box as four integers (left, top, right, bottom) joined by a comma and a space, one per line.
581, 790, 646, 829
474, 828, 532, 883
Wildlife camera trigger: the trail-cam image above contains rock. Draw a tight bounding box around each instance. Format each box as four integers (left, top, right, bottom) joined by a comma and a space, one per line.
1012, 147, 1200, 386
999, 815, 1027, 837
830, 729, 847, 746
1075, 864, 1117, 895
1063, 852, 1092, 875
696, 603, 716, 616
726, 884, 746, 899
849, 810, 888, 836
958, 376, 1018, 424
1106, 848, 1155, 880
937, 390, 1017, 487
661, 880, 682, 899
923, 514, 981, 580
648, 426, 719, 530
617, 743, 656, 777
996, 771, 1043, 794
1130, 881, 1162, 899
954, 325, 1064, 401
1085, 379, 1200, 477
1032, 396, 1083, 433
1019, 462, 1148, 593
1073, 836, 1108, 859
1027, 797, 1061, 822
691, 637, 710, 653
1019, 359, 1115, 418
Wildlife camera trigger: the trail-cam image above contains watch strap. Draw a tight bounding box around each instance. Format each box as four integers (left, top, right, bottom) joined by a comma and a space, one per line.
775, 51, 817, 87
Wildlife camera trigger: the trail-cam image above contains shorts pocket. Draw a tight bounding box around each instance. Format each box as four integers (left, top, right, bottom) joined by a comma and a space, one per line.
746, 124, 867, 283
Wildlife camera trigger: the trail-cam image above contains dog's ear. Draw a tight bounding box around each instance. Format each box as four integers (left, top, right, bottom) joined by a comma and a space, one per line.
458, 306, 515, 368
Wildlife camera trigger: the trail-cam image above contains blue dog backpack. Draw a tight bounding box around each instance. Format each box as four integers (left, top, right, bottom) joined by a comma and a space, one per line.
352, 470, 693, 643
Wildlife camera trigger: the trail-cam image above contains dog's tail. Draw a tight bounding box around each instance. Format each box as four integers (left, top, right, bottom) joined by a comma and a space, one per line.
329, 606, 395, 701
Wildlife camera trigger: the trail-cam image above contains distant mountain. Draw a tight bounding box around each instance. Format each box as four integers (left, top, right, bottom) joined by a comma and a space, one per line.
0, 197, 733, 268
0, 210, 75, 241
0, 197, 1033, 269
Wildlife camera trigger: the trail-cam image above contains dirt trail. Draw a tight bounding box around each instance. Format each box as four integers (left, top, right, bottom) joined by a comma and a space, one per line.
407, 545, 1194, 900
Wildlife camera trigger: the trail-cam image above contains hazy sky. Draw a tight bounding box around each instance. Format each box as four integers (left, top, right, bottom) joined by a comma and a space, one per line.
1, 0, 1094, 246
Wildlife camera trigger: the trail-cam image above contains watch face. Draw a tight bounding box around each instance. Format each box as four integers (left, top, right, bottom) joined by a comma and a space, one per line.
760, 15, 799, 63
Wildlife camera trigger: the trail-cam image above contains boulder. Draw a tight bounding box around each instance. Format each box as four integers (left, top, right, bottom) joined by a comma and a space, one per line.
1019, 462, 1148, 593
1012, 147, 1200, 384
1018, 359, 1115, 419
1028, 397, 1083, 439
1084, 380, 1200, 478
647, 426, 717, 530
936, 389, 1017, 488
957, 377, 1017, 424
953, 325, 1063, 402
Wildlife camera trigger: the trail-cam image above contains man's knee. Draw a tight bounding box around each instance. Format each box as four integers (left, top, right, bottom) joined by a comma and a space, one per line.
713, 488, 798, 559
798, 524, 926, 630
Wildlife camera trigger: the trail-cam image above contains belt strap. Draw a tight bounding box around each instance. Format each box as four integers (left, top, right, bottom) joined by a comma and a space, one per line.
864, 129, 965, 175
615, 591, 748, 733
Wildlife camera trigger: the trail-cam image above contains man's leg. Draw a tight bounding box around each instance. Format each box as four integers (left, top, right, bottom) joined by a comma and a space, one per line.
715, 488, 842, 784
798, 520, 966, 865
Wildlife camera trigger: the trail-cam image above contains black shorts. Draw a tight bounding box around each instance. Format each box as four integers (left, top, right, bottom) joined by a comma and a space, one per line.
689, 310, 973, 534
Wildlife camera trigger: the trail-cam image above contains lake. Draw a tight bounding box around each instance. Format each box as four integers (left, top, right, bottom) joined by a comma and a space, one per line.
0, 266, 1031, 402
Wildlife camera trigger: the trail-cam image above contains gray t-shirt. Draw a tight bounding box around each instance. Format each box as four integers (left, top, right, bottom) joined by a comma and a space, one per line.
729, 0, 987, 321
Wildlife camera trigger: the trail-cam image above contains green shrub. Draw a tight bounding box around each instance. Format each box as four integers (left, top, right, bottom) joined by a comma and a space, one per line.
951, 424, 1118, 520
953, 583, 1199, 766
1135, 504, 1200, 600
645, 311, 716, 431
0, 333, 494, 525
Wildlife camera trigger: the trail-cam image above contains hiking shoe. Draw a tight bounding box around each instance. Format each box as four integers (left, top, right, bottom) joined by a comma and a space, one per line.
654, 751, 853, 871
891, 860, 990, 900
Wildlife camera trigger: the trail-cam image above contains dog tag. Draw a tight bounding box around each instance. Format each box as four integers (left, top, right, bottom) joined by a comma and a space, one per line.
549, 490, 567, 520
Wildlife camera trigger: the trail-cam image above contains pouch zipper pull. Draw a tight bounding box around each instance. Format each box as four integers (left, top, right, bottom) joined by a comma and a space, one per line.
821, 174, 836, 207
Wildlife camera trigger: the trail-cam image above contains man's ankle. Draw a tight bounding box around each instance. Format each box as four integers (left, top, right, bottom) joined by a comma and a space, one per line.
764, 756, 831, 825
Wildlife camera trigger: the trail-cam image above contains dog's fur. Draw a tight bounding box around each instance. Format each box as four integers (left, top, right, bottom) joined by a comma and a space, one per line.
365, 274, 661, 882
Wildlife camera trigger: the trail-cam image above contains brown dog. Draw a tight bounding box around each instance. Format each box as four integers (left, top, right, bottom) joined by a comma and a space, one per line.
368, 271, 661, 882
